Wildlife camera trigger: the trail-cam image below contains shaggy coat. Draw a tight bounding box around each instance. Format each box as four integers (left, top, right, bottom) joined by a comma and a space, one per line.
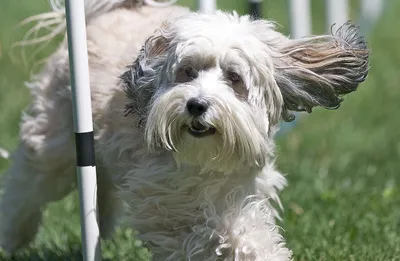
0, 1, 369, 260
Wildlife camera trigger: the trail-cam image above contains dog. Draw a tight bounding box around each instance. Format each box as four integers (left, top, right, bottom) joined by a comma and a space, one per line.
0, 0, 370, 260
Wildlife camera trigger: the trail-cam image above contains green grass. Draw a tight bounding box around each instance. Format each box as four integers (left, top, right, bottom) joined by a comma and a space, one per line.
0, 0, 399, 260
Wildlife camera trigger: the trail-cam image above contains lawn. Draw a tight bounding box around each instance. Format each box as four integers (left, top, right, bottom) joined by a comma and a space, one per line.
0, 0, 399, 260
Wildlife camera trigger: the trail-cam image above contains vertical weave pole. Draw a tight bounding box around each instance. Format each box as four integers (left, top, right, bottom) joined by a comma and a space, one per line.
197, 0, 216, 13
278, 0, 311, 136
249, 0, 262, 19
288, 0, 312, 39
360, 0, 384, 34
360, 0, 384, 22
65, 1, 102, 261
325, 0, 348, 33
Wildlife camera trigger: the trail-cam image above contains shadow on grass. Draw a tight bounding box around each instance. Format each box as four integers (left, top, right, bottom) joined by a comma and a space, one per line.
2, 252, 114, 261
1, 245, 112, 261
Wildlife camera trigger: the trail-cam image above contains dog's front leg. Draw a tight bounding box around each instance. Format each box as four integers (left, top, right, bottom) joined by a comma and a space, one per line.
182, 181, 292, 261
212, 197, 292, 261
172, 197, 291, 261
167, 194, 292, 261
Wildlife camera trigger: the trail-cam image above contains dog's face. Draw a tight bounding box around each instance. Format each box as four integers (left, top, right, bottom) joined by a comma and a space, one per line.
122, 11, 369, 172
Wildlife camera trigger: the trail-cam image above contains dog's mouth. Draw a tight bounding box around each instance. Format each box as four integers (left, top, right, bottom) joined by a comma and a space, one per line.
187, 121, 216, 138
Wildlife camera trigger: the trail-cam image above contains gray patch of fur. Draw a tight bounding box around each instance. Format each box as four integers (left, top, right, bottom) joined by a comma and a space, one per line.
121, 37, 168, 125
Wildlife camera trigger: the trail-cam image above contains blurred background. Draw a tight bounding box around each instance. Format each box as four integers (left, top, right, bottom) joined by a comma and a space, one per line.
0, 0, 399, 260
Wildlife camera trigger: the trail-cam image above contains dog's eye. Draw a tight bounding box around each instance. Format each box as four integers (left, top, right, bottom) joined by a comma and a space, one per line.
226, 71, 247, 98
175, 66, 198, 83
227, 71, 242, 84
185, 66, 198, 80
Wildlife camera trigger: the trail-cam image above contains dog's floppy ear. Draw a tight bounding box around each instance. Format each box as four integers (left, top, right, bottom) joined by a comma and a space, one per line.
121, 22, 173, 120
143, 23, 172, 58
274, 22, 370, 121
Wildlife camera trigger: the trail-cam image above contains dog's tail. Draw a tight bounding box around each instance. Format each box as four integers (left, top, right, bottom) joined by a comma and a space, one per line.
15, 0, 177, 48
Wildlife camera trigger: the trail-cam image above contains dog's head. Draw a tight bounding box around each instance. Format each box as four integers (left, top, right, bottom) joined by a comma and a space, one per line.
122, 11, 369, 172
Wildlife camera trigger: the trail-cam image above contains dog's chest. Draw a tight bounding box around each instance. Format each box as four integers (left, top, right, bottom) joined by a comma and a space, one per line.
124, 160, 256, 235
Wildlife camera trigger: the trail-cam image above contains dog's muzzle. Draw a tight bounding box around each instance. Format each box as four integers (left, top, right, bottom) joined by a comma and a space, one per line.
185, 98, 216, 138
187, 121, 216, 138
186, 98, 208, 117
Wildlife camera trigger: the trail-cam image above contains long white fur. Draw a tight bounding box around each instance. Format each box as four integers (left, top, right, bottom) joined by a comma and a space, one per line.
0, 1, 369, 260
16, 0, 177, 47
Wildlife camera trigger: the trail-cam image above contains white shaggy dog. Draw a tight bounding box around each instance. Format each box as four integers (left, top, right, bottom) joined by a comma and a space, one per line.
0, 0, 369, 260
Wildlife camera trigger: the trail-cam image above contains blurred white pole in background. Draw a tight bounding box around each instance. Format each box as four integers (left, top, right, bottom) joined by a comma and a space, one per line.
325, 0, 349, 32
249, 0, 263, 19
197, 0, 216, 13
280, 0, 312, 136
361, 0, 384, 24
288, 0, 312, 39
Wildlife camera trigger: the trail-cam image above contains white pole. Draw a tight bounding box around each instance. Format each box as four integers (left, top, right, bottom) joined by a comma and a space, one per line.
288, 0, 312, 39
280, 0, 312, 136
360, 0, 384, 24
325, 0, 349, 33
65, 1, 102, 261
197, 0, 216, 13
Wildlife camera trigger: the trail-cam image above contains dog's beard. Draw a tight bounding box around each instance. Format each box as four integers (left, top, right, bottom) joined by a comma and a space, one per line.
145, 84, 274, 173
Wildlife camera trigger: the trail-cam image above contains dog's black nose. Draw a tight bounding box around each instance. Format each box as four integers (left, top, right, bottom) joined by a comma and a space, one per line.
186, 98, 208, 117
